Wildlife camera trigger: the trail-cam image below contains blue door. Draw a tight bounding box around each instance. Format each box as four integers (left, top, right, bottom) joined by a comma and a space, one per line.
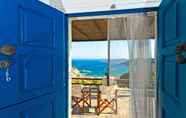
0, 0, 65, 117
158, 0, 186, 117
0, 94, 58, 118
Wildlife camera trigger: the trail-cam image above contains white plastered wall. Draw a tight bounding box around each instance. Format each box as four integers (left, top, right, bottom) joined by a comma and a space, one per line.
39, 0, 65, 12
40, 0, 161, 13
62, 0, 161, 13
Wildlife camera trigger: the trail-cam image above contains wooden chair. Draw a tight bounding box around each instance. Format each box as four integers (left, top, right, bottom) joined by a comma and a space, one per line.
81, 86, 91, 109
72, 85, 91, 113
72, 85, 82, 110
96, 85, 118, 115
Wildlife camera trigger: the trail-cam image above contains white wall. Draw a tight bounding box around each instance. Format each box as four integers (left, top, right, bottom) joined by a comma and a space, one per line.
40, 0, 161, 13
62, 0, 161, 13
39, 0, 50, 5
39, 0, 65, 12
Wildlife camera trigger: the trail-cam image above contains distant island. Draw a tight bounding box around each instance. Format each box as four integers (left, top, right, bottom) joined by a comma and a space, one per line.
72, 59, 129, 78
72, 58, 155, 79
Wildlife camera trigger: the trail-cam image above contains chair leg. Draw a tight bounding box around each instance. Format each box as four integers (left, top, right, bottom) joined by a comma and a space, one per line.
115, 99, 118, 114
96, 91, 102, 115
72, 98, 82, 108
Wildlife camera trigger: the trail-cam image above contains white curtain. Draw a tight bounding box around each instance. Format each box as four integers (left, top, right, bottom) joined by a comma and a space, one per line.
108, 13, 156, 118
126, 13, 156, 118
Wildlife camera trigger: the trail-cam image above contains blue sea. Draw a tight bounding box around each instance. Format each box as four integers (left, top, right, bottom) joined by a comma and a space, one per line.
72, 59, 129, 77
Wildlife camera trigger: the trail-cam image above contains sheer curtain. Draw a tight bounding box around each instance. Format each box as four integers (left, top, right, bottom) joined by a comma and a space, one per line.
108, 13, 156, 118
126, 13, 156, 118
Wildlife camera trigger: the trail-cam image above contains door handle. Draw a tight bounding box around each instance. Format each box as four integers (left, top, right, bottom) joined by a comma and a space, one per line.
176, 43, 186, 64
0, 44, 16, 56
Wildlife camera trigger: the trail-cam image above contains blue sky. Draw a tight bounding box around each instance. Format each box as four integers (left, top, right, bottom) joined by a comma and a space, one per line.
72, 40, 155, 59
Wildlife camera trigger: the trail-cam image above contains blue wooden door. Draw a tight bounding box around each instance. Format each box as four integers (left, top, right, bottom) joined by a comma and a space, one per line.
0, 0, 66, 117
158, 0, 186, 117
0, 94, 57, 118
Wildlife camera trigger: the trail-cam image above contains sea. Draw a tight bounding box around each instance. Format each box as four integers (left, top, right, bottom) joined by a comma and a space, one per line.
72, 59, 129, 78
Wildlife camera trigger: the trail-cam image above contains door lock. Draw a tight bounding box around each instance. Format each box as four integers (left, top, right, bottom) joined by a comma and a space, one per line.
0, 44, 16, 56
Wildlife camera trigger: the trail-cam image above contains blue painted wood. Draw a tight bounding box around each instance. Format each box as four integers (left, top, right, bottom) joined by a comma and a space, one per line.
158, 0, 186, 117
0, 0, 18, 110
60, 14, 69, 118
0, 94, 57, 118
67, 7, 158, 18
0, 0, 65, 117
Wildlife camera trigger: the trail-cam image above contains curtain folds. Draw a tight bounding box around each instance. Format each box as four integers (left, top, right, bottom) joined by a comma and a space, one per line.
126, 14, 155, 118
108, 13, 156, 118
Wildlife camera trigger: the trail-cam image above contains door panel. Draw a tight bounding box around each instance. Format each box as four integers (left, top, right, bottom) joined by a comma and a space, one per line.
20, 95, 55, 118
0, 0, 65, 114
19, 7, 54, 48
17, 0, 59, 100
0, 94, 56, 118
158, 0, 186, 117
18, 53, 54, 91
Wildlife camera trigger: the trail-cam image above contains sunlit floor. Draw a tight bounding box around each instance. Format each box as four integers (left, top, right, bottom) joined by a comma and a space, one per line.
72, 88, 130, 118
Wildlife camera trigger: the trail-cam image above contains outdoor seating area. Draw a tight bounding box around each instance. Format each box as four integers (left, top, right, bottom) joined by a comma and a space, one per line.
71, 78, 155, 118
71, 78, 120, 116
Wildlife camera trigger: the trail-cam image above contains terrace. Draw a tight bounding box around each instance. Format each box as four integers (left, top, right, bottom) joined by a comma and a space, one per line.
70, 13, 156, 118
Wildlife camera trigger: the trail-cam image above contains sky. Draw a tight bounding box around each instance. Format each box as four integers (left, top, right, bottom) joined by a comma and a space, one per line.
71, 40, 155, 59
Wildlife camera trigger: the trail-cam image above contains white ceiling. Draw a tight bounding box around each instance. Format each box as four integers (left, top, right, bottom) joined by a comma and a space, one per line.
40, 0, 161, 13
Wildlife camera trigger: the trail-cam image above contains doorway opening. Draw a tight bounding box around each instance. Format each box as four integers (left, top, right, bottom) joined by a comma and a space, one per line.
68, 12, 157, 118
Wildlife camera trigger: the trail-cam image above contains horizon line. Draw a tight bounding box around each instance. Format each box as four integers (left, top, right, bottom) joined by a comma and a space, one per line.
72, 58, 129, 60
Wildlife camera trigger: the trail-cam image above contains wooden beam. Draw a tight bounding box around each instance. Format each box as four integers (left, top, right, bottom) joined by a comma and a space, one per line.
73, 24, 90, 40
93, 20, 106, 37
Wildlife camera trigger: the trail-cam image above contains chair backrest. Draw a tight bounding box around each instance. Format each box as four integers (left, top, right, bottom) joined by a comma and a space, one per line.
99, 85, 118, 100
72, 85, 82, 98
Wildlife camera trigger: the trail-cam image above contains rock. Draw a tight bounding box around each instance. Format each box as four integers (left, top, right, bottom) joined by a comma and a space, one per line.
71, 67, 81, 78
120, 73, 129, 80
